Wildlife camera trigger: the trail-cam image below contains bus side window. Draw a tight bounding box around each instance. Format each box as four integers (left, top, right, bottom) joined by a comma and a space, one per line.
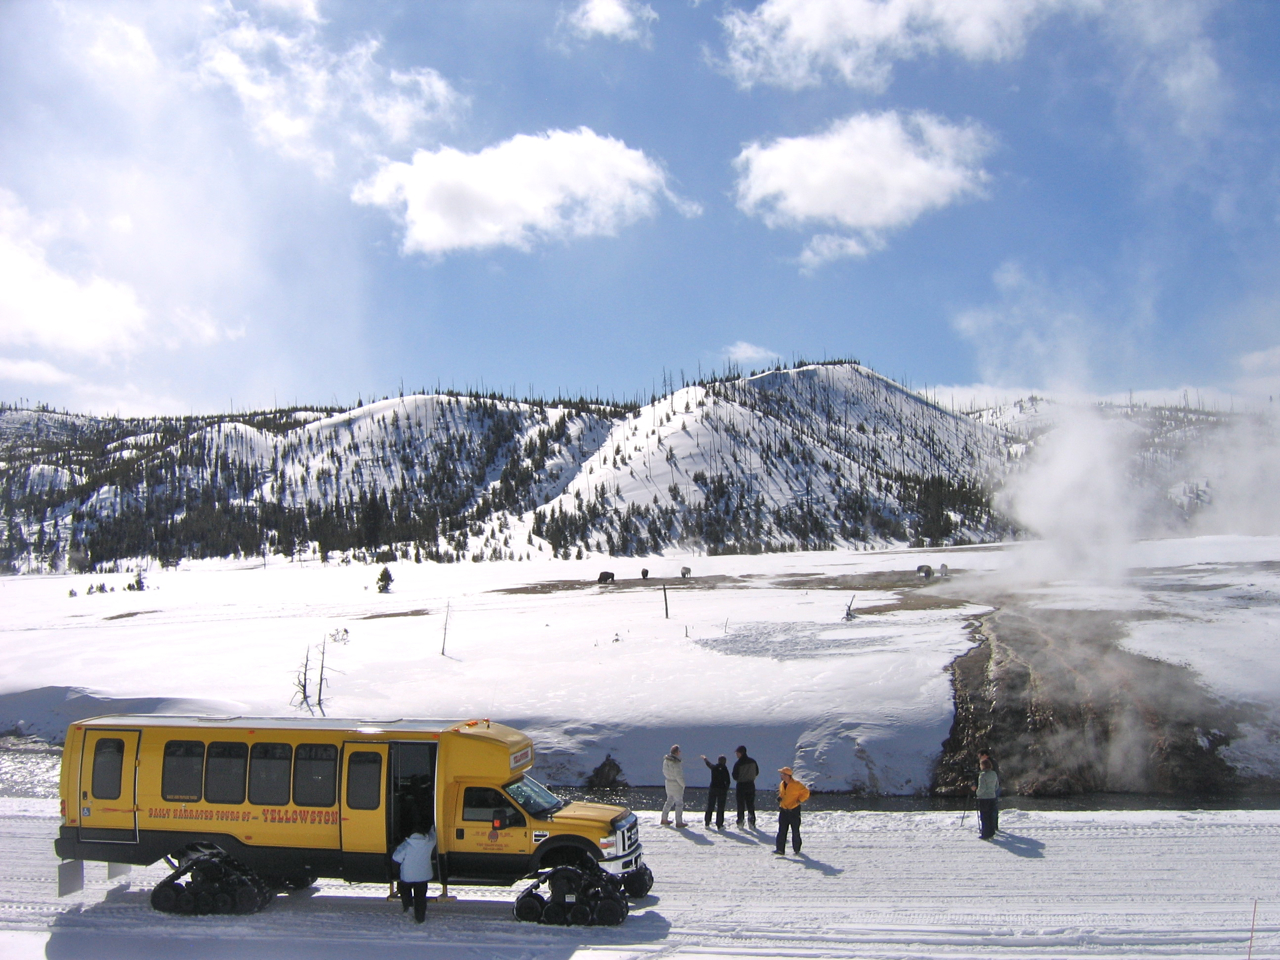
294, 744, 338, 807
462, 786, 524, 827
346, 752, 382, 810
248, 743, 292, 805
162, 741, 205, 802
205, 742, 249, 804
91, 738, 125, 800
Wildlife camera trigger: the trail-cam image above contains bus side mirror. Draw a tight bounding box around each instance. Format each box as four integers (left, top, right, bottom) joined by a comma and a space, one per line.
493, 810, 511, 831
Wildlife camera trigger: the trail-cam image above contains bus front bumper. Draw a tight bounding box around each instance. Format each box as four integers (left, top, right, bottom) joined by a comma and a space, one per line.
599, 848, 644, 875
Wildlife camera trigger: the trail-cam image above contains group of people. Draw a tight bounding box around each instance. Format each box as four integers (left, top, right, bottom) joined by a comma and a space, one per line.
662, 744, 1002, 852
660, 744, 812, 856
390, 747, 1001, 924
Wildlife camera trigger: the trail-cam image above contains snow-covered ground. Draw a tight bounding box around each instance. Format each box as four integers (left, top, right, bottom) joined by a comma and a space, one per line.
2, 798, 1278, 959
0, 543, 1007, 793
4, 536, 1280, 790
4, 537, 1280, 956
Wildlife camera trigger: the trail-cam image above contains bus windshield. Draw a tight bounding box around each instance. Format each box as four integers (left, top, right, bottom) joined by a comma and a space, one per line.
505, 775, 565, 818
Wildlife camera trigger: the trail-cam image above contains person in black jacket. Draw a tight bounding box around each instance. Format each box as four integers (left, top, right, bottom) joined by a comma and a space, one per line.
701, 754, 730, 829
732, 745, 759, 828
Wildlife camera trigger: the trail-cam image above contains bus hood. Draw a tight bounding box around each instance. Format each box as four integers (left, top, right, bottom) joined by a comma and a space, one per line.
551, 801, 629, 827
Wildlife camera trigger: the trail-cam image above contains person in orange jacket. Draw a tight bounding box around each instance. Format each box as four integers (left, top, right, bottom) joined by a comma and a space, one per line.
774, 766, 810, 855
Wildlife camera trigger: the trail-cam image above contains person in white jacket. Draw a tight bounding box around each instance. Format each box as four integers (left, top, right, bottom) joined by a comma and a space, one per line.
661, 745, 686, 827
392, 824, 437, 922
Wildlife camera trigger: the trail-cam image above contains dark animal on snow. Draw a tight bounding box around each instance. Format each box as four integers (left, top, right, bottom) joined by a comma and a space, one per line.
597, 571, 616, 584
916, 564, 933, 580
680, 566, 691, 579
641, 568, 649, 580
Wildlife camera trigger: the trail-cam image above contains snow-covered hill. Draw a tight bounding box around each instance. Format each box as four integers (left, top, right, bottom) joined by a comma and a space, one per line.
0, 364, 1018, 573
0, 363, 1253, 574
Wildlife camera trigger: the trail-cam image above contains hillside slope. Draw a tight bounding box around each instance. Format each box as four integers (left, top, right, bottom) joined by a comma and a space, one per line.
0, 363, 1016, 572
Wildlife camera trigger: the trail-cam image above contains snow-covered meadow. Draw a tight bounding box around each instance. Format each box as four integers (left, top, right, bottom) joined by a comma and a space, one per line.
0, 542, 1001, 793
3, 534, 1279, 791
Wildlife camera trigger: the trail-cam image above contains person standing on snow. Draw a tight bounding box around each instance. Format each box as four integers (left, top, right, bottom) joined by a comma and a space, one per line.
701, 754, 730, 829
661, 745, 686, 827
732, 745, 759, 828
774, 767, 810, 855
392, 822, 437, 923
975, 756, 1000, 840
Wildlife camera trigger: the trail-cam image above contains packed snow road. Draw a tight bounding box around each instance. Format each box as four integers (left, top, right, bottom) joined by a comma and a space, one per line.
3, 799, 1278, 959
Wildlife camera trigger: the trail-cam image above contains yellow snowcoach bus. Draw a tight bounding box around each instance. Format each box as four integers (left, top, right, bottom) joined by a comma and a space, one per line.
55, 715, 650, 924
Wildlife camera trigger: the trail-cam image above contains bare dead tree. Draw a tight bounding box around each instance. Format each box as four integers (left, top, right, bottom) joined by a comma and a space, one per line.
315, 628, 350, 717
292, 646, 314, 715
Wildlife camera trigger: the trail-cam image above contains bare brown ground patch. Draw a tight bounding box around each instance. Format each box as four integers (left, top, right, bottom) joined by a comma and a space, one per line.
857, 594, 971, 614
360, 608, 432, 620
774, 570, 967, 591
494, 574, 742, 595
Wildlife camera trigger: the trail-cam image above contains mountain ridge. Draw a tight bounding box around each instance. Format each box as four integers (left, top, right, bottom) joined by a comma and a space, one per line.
0, 362, 1240, 572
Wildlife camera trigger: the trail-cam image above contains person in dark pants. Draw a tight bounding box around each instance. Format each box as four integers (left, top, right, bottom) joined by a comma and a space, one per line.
773, 767, 810, 855
392, 823, 437, 922
701, 754, 730, 829
732, 745, 759, 828
975, 757, 1000, 840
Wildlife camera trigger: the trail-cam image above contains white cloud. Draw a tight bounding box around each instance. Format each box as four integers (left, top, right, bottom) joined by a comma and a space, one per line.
352, 126, 696, 256
734, 111, 991, 268
565, 0, 658, 45
720, 0, 1081, 91
258, 0, 324, 23
952, 261, 1093, 390
78, 11, 161, 76
1237, 345, 1280, 402
0, 357, 75, 385
723, 341, 780, 365
197, 8, 465, 175
0, 191, 149, 356
718, 0, 1230, 181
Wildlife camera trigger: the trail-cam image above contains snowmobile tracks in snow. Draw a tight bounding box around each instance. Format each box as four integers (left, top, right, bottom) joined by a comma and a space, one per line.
8, 807, 1280, 957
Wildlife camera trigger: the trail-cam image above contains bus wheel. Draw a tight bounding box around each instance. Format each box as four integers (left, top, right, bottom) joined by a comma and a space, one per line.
592, 896, 626, 927
622, 864, 653, 898
514, 891, 545, 923
540, 901, 569, 925
150, 882, 177, 913
174, 886, 196, 914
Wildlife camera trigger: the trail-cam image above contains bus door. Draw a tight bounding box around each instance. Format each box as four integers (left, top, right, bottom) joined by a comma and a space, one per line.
388, 741, 437, 848
78, 729, 140, 842
448, 783, 533, 880
340, 743, 388, 853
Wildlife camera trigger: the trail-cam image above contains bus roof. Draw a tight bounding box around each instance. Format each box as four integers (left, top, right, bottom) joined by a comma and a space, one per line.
72, 715, 491, 736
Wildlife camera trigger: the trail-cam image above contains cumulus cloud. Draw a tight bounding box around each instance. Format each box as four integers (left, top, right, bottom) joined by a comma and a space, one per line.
565, 0, 658, 44
734, 111, 991, 268
352, 126, 696, 256
197, 7, 465, 175
723, 341, 780, 365
719, 0, 1230, 185
0, 357, 75, 386
0, 191, 149, 356
720, 0, 1077, 91
258, 0, 324, 22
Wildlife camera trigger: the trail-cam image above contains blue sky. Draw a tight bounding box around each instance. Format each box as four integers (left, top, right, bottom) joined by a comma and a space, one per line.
1, 0, 1278, 414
